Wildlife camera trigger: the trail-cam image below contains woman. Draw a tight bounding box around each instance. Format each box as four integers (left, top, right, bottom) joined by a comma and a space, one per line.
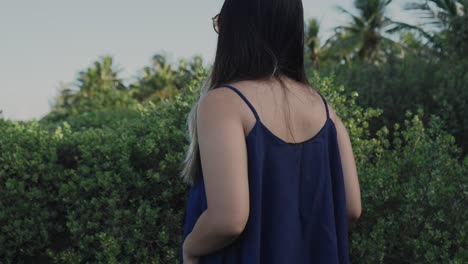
179, 0, 362, 263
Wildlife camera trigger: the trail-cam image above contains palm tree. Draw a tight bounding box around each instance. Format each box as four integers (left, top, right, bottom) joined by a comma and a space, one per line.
54, 86, 76, 112
76, 56, 126, 97
404, 0, 466, 29
129, 54, 205, 103
42, 57, 138, 123
305, 18, 355, 68
327, 0, 429, 63
305, 18, 322, 68
129, 54, 178, 103
404, 0, 467, 54
448, 5, 468, 55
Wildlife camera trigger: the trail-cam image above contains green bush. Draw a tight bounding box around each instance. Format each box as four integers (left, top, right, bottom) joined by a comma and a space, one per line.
349, 111, 467, 263
0, 74, 466, 263
312, 73, 467, 263
48, 86, 197, 263
0, 120, 64, 263
0, 71, 205, 263
39, 109, 142, 133
319, 53, 468, 156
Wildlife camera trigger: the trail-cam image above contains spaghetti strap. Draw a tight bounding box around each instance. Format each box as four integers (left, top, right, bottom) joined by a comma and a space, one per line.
223, 85, 261, 121
316, 91, 330, 120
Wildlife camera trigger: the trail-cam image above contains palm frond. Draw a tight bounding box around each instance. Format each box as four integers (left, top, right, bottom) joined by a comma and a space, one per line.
404, 2, 430, 11
334, 5, 366, 27
335, 25, 363, 34
386, 20, 434, 40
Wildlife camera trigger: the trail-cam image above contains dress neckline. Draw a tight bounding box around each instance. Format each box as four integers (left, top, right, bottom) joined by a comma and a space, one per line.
246, 117, 331, 146
223, 84, 332, 146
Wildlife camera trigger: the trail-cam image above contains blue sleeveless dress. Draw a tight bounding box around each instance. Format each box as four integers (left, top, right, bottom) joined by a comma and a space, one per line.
180, 84, 350, 263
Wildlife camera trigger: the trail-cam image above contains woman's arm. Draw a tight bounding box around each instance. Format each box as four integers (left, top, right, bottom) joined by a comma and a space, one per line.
184, 88, 250, 257
182, 209, 244, 257
328, 104, 362, 223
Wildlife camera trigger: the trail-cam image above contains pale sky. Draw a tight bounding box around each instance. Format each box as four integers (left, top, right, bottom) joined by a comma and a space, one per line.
0, 0, 413, 121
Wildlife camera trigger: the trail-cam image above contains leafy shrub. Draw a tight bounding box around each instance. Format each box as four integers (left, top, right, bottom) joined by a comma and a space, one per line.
46, 79, 198, 263
312, 73, 467, 263
349, 110, 467, 263
0, 73, 466, 263
319, 52, 468, 156
0, 120, 64, 263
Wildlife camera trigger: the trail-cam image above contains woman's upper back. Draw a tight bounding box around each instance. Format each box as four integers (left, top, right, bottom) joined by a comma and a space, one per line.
181, 77, 351, 263
226, 77, 332, 145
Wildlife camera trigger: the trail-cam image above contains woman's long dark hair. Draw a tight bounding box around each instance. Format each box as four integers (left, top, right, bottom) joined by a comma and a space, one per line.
181, 0, 310, 184
212, 0, 309, 86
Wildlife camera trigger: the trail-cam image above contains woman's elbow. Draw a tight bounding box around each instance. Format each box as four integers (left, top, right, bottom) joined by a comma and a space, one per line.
348, 206, 362, 223
225, 222, 247, 236
224, 213, 249, 236
211, 210, 249, 236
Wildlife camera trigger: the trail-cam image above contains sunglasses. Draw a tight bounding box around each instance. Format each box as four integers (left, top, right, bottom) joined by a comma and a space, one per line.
212, 14, 220, 34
